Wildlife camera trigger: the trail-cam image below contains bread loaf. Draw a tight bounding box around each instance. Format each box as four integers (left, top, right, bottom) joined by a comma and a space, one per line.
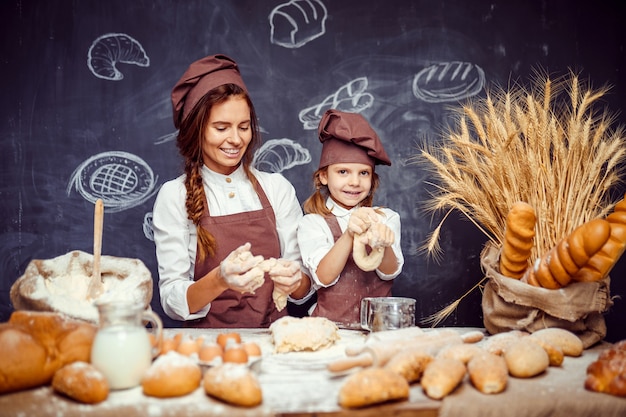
504, 338, 550, 378
421, 357, 466, 400
0, 311, 96, 394
338, 367, 409, 408
528, 328, 583, 357
142, 351, 202, 398
52, 362, 109, 404
525, 336, 564, 366
467, 352, 508, 394
436, 343, 484, 364
526, 218, 611, 288
384, 349, 433, 383
575, 195, 626, 282
203, 363, 262, 407
499, 202, 536, 279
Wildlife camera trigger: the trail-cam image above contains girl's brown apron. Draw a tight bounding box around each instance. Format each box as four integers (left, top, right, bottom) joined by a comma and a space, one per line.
190, 181, 286, 328
312, 215, 392, 328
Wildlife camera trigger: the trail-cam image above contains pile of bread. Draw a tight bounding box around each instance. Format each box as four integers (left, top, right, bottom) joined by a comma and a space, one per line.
332, 327, 586, 407
499, 195, 626, 288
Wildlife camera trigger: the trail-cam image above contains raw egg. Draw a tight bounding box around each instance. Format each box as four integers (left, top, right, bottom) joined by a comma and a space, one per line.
177, 336, 201, 356
243, 342, 262, 357
222, 344, 249, 363
161, 333, 182, 354
199, 342, 223, 363
216, 332, 241, 350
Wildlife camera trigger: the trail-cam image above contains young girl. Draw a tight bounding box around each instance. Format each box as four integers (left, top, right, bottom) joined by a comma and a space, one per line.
297, 109, 404, 328
152, 54, 312, 328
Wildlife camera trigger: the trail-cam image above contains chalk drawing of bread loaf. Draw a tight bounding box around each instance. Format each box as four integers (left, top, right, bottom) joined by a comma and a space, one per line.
252, 139, 312, 173
412, 61, 485, 103
270, 0, 328, 49
87, 33, 150, 81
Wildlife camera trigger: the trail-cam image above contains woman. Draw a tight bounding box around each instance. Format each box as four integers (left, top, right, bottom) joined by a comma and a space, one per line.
297, 109, 404, 328
152, 54, 312, 327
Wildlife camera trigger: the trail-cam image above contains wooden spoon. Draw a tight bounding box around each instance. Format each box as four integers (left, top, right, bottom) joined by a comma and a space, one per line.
87, 199, 104, 300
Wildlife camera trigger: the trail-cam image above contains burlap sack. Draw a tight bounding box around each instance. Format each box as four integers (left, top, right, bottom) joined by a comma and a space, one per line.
480, 242, 612, 348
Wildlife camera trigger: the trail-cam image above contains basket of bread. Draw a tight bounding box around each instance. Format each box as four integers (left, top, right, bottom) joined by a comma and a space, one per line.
418, 70, 626, 347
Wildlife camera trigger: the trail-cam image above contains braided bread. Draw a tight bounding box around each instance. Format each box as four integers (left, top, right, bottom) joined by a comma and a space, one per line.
499, 202, 536, 279
574, 195, 626, 282
526, 218, 611, 289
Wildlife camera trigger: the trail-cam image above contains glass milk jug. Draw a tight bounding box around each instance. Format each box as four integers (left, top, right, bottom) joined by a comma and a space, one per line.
91, 300, 162, 390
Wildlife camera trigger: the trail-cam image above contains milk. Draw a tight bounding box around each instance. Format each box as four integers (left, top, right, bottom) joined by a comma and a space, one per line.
91, 325, 153, 390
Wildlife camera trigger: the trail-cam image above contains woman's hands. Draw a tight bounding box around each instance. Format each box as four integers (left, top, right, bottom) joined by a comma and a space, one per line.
219, 243, 266, 294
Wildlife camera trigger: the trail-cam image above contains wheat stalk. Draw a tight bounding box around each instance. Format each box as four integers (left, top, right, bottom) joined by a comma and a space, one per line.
416, 70, 626, 325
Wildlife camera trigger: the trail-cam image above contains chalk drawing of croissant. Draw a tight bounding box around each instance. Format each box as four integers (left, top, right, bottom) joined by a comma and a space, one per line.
67, 151, 158, 213
87, 33, 150, 81
252, 139, 312, 173
299, 77, 374, 130
270, 0, 327, 48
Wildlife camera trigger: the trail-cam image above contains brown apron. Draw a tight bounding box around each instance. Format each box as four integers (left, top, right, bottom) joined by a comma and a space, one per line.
189, 180, 286, 328
312, 215, 392, 329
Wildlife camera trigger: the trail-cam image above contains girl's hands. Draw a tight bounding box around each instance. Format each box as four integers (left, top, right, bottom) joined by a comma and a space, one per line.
347, 207, 380, 236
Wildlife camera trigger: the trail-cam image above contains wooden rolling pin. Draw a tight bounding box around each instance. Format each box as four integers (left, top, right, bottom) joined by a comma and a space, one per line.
328, 329, 466, 373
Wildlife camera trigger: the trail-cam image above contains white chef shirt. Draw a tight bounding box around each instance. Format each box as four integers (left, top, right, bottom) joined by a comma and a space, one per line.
152, 164, 309, 321
297, 198, 404, 288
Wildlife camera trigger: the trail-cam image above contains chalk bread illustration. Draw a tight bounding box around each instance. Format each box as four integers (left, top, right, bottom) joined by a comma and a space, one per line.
252, 139, 312, 173
412, 61, 485, 103
67, 151, 158, 213
270, 0, 327, 48
299, 77, 374, 130
87, 33, 150, 81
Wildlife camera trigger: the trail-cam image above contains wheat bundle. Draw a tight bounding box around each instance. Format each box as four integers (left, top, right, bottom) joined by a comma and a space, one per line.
418, 70, 626, 325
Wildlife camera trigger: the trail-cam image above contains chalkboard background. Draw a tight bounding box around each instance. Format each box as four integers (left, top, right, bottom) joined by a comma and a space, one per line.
2, 0, 625, 341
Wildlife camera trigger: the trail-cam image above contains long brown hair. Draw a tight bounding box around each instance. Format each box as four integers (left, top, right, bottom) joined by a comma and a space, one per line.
302, 167, 380, 215
176, 83, 261, 261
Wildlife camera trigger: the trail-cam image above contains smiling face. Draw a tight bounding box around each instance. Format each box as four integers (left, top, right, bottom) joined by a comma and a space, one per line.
320, 162, 373, 209
201, 95, 252, 175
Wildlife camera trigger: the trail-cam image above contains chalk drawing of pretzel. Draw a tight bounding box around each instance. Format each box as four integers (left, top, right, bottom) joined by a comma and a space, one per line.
87, 33, 150, 81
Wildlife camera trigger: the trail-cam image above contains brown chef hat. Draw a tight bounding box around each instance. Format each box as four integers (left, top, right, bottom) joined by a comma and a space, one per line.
317, 109, 391, 169
171, 54, 247, 128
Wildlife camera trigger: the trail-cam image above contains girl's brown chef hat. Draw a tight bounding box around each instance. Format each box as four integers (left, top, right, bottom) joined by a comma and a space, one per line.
171, 54, 247, 128
317, 109, 391, 169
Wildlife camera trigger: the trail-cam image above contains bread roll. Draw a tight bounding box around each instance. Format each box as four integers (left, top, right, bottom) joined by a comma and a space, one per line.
384, 349, 433, 383
421, 357, 466, 400
437, 343, 484, 364
525, 336, 564, 366
338, 367, 409, 408
504, 339, 549, 378
142, 351, 202, 398
467, 352, 508, 394
575, 195, 626, 282
528, 218, 611, 288
499, 202, 536, 279
478, 330, 528, 356
203, 363, 262, 407
528, 328, 583, 357
52, 362, 109, 404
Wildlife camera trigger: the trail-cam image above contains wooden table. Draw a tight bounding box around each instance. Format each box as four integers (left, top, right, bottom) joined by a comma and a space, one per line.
1, 327, 625, 417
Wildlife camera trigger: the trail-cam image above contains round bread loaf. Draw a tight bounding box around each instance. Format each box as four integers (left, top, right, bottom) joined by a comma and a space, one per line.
0, 325, 49, 394
203, 363, 262, 407
52, 361, 109, 404
339, 367, 410, 408
142, 351, 202, 398
504, 338, 549, 378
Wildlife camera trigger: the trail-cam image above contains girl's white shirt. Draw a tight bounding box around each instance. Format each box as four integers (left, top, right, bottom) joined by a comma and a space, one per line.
152, 164, 308, 321
297, 197, 404, 288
